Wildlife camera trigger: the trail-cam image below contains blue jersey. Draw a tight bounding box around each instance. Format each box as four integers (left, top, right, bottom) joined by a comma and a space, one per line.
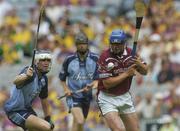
59, 52, 99, 99
4, 66, 48, 113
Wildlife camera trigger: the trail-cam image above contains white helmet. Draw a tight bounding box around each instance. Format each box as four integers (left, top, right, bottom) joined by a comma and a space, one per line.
35, 50, 52, 73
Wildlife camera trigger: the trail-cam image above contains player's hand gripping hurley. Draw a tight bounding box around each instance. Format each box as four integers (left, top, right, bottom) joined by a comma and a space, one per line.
57, 88, 84, 100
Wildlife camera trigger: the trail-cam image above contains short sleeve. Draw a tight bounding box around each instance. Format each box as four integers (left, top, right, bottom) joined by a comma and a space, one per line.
98, 54, 113, 79
89, 52, 99, 80
93, 63, 99, 80
59, 57, 69, 81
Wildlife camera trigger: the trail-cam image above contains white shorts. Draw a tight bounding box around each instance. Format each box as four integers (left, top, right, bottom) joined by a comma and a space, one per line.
97, 91, 136, 115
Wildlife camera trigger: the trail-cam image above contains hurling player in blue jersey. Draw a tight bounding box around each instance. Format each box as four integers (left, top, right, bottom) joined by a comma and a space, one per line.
4, 50, 54, 131
59, 32, 99, 131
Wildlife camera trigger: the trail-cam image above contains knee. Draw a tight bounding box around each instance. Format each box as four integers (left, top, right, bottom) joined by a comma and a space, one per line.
41, 123, 52, 131
126, 124, 140, 131
76, 120, 85, 125
112, 126, 126, 131
74, 118, 85, 125
117, 127, 126, 131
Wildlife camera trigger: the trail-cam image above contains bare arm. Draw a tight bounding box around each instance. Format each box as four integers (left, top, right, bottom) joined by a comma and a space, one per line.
103, 73, 129, 89
87, 80, 98, 89
83, 80, 98, 92
133, 57, 148, 75
137, 64, 148, 75
61, 81, 72, 96
103, 64, 136, 89
136, 62, 148, 75
103, 65, 136, 89
41, 98, 51, 117
13, 67, 33, 87
41, 98, 55, 129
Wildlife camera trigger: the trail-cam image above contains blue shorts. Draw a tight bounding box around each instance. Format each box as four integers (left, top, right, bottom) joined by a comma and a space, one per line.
6, 108, 37, 130
66, 97, 90, 118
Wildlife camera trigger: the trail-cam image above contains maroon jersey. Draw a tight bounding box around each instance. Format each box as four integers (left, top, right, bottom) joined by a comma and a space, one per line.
97, 47, 142, 96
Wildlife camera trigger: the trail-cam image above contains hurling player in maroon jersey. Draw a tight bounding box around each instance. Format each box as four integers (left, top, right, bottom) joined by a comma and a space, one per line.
97, 29, 148, 131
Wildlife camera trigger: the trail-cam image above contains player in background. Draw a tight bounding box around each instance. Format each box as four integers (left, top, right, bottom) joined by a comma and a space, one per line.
59, 32, 98, 131
4, 50, 54, 131
97, 29, 148, 131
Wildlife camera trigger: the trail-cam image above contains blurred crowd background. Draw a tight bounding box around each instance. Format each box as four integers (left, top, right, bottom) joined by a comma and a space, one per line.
0, 0, 180, 131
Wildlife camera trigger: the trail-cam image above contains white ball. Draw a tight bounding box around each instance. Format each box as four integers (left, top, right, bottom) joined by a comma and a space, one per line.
107, 62, 114, 70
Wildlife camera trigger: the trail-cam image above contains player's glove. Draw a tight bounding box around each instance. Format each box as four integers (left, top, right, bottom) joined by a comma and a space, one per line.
44, 116, 55, 130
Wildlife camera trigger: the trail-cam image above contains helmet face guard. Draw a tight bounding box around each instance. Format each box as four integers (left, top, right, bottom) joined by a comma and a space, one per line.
35, 50, 52, 74
75, 32, 89, 55
75, 32, 88, 45
109, 29, 127, 54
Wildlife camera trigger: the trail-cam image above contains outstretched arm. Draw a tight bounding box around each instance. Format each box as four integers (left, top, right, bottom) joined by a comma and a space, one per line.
87, 80, 98, 89
41, 98, 54, 129
41, 98, 51, 117
61, 81, 72, 96
83, 80, 98, 92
